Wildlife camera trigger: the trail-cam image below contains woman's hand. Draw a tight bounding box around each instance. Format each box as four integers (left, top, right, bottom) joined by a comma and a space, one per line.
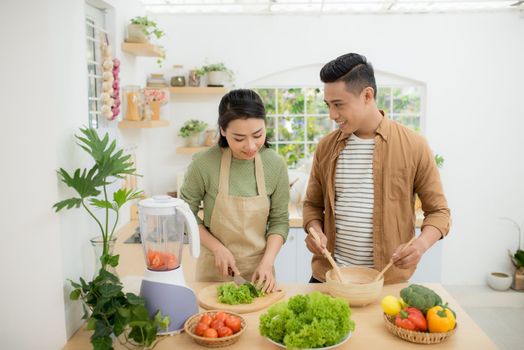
251, 261, 275, 293
212, 245, 240, 277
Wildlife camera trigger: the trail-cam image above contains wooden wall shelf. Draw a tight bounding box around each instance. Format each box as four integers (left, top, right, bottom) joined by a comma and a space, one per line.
176, 146, 210, 154
118, 120, 169, 129
170, 87, 227, 95
121, 42, 163, 57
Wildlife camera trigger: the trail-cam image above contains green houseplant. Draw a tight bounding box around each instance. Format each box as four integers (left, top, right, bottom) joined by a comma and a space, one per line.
179, 119, 208, 147
53, 127, 168, 350
127, 16, 165, 42
196, 63, 234, 86
126, 16, 166, 68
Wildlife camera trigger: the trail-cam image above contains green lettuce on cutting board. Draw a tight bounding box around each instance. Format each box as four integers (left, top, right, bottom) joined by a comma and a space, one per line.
217, 282, 265, 305
259, 292, 355, 348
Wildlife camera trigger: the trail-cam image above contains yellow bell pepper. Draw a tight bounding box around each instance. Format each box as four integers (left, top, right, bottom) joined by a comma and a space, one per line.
426, 305, 456, 333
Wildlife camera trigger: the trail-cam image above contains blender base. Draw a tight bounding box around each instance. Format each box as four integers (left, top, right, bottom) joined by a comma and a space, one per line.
140, 268, 199, 334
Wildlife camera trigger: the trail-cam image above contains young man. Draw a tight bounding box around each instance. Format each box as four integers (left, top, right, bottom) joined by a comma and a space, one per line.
303, 53, 450, 284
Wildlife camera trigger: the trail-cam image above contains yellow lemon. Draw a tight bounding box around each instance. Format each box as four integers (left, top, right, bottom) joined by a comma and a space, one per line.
381, 295, 401, 316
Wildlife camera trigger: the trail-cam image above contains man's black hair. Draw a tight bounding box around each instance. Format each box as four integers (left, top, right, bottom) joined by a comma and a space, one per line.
320, 53, 377, 99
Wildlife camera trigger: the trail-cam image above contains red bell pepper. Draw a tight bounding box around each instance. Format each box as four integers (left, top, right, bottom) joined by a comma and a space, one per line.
394, 307, 428, 332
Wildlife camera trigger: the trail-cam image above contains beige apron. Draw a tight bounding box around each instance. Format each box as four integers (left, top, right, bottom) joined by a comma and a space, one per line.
195, 148, 270, 282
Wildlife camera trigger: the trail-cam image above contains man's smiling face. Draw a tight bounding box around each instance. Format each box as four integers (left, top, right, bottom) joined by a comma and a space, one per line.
324, 81, 372, 135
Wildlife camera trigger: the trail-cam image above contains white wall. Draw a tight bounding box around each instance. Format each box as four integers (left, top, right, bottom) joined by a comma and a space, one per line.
0, 0, 150, 346
144, 12, 524, 285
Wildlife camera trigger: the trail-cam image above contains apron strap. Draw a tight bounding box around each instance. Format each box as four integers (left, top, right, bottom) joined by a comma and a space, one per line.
218, 147, 267, 197
218, 148, 232, 194
254, 153, 267, 197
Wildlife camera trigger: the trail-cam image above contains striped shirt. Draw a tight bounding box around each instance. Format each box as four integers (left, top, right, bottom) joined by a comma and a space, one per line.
334, 133, 375, 267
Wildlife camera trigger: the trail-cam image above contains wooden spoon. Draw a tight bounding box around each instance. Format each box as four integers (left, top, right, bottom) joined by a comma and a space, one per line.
308, 227, 345, 283
374, 236, 417, 282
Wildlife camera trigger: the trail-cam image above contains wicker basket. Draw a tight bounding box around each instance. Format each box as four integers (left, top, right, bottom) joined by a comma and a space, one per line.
184, 310, 247, 348
383, 314, 457, 344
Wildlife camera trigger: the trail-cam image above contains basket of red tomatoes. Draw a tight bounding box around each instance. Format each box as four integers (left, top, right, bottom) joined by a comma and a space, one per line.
184, 310, 246, 347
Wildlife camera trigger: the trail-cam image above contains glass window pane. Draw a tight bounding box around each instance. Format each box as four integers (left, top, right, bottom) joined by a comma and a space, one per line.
307, 143, 318, 156
278, 88, 304, 115
278, 144, 304, 169
278, 116, 304, 142
396, 115, 420, 132
88, 63, 97, 76
307, 116, 332, 141
377, 87, 391, 113
89, 99, 98, 113
86, 39, 96, 62
306, 88, 328, 115
86, 20, 95, 38
88, 77, 97, 97
256, 88, 276, 115
266, 116, 276, 142
392, 87, 421, 114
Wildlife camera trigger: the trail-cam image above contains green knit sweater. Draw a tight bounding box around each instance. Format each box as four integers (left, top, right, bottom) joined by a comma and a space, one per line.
180, 145, 289, 241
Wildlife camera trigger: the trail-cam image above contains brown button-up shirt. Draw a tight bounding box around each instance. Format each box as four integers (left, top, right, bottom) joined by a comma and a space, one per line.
303, 112, 451, 284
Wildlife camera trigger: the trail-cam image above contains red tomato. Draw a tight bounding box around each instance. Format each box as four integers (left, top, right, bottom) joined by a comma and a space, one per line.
210, 320, 224, 331
194, 322, 209, 337
214, 311, 227, 323
225, 316, 241, 333
203, 328, 218, 338
200, 314, 213, 326
217, 326, 233, 338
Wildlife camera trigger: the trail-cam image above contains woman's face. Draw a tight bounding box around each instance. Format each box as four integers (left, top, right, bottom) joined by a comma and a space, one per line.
221, 118, 266, 160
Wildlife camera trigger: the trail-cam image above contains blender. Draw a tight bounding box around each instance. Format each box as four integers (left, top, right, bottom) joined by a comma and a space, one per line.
138, 195, 200, 334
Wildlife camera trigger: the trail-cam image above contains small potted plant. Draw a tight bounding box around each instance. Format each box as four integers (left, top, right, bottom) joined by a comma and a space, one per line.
53, 127, 169, 350
179, 119, 208, 147
197, 63, 234, 87
126, 16, 165, 43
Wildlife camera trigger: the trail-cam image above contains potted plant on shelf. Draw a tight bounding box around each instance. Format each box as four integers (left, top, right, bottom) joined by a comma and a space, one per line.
53, 127, 169, 350
501, 217, 524, 290
126, 16, 165, 44
197, 63, 234, 87
179, 119, 208, 147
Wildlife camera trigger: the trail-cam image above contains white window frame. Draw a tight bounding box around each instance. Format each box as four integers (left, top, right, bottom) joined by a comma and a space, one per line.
255, 83, 425, 168
85, 3, 108, 129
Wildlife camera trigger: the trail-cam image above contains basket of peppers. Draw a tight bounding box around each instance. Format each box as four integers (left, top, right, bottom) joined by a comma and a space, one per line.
381, 284, 457, 344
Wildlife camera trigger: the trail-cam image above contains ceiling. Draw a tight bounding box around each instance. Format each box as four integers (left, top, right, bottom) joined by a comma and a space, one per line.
140, 0, 523, 15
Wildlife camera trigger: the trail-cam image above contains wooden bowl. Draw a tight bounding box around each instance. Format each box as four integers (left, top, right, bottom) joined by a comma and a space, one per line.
184, 310, 247, 348
325, 266, 384, 306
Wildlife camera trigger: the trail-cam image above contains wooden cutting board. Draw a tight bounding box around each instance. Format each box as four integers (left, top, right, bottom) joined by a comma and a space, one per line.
198, 283, 286, 314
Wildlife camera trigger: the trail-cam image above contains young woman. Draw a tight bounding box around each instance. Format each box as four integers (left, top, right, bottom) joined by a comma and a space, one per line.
180, 89, 289, 292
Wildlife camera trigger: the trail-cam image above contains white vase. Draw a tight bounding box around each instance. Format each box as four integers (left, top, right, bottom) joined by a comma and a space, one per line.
186, 134, 201, 147
207, 71, 227, 86
126, 24, 149, 43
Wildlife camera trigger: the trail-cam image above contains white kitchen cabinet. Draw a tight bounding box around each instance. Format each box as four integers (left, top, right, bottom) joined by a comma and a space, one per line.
275, 228, 313, 283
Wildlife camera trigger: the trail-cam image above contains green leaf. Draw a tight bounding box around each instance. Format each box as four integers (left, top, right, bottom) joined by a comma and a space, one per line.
91, 335, 113, 350
90, 198, 115, 210
69, 279, 81, 289
130, 305, 149, 320
93, 319, 113, 338
113, 188, 143, 209
126, 293, 145, 306
86, 317, 97, 330
108, 254, 119, 268
68, 166, 102, 196
99, 284, 122, 298
70, 289, 81, 300
53, 198, 82, 212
